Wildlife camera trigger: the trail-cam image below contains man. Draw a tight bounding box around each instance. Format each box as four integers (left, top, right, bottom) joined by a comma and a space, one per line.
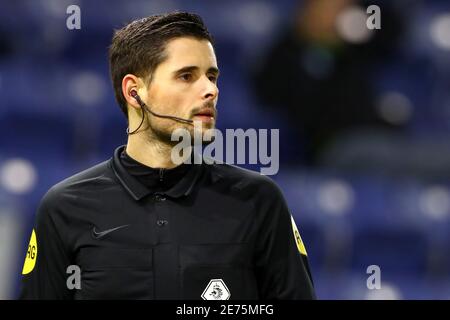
19, 12, 315, 300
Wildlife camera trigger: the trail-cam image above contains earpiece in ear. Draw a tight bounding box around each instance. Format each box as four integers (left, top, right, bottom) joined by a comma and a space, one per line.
130, 90, 144, 107
127, 89, 146, 135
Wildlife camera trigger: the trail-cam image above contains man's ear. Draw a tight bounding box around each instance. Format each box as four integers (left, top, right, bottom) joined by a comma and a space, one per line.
122, 74, 143, 110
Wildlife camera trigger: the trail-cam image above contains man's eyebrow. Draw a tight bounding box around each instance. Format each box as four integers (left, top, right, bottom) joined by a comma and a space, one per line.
173, 66, 220, 76
207, 67, 220, 76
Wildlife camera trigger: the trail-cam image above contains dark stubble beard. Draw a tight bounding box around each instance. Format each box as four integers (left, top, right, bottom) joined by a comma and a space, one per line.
147, 119, 218, 148
144, 102, 218, 146
145, 115, 182, 147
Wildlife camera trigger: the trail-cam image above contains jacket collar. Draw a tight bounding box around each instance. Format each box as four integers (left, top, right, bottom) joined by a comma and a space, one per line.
110, 145, 203, 201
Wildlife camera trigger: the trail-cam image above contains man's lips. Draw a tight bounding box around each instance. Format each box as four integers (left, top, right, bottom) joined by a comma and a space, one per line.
192, 108, 215, 119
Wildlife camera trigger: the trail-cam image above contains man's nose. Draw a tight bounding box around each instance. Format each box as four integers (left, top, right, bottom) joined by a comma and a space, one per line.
202, 77, 219, 100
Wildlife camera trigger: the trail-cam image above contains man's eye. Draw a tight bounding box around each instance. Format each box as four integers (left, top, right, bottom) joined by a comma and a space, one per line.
180, 73, 192, 81
208, 75, 218, 83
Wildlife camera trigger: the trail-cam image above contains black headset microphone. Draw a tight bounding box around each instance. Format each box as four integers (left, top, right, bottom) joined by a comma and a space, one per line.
127, 90, 193, 135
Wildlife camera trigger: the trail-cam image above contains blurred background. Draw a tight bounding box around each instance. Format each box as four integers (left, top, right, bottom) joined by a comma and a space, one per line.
1, 0, 450, 299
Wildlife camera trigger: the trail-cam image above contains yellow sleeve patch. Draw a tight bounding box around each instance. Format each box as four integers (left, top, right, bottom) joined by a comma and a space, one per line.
22, 229, 38, 275
290, 215, 307, 256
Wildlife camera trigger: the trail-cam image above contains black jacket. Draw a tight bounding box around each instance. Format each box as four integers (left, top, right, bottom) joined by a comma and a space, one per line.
19, 145, 315, 300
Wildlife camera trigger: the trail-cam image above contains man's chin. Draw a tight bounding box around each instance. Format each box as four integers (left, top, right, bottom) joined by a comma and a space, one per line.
190, 124, 216, 142
159, 124, 216, 145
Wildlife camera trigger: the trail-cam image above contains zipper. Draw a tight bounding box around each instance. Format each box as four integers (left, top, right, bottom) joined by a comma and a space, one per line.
159, 168, 164, 182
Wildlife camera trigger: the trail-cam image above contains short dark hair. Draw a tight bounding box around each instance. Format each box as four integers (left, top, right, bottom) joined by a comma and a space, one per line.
109, 12, 214, 119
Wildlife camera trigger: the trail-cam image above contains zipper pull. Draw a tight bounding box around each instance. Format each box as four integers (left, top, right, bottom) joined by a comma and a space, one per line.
159, 168, 164, 182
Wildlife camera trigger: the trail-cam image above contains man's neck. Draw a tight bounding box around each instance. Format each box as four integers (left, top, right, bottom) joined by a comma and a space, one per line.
126, 133, 181, 169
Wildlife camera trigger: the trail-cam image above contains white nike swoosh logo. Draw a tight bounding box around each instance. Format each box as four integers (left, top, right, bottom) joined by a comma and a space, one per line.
92, 224, 130, 239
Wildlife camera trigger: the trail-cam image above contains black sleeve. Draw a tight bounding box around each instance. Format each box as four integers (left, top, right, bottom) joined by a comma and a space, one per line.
254, 179, 316, 300
19, 190, 73, 299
